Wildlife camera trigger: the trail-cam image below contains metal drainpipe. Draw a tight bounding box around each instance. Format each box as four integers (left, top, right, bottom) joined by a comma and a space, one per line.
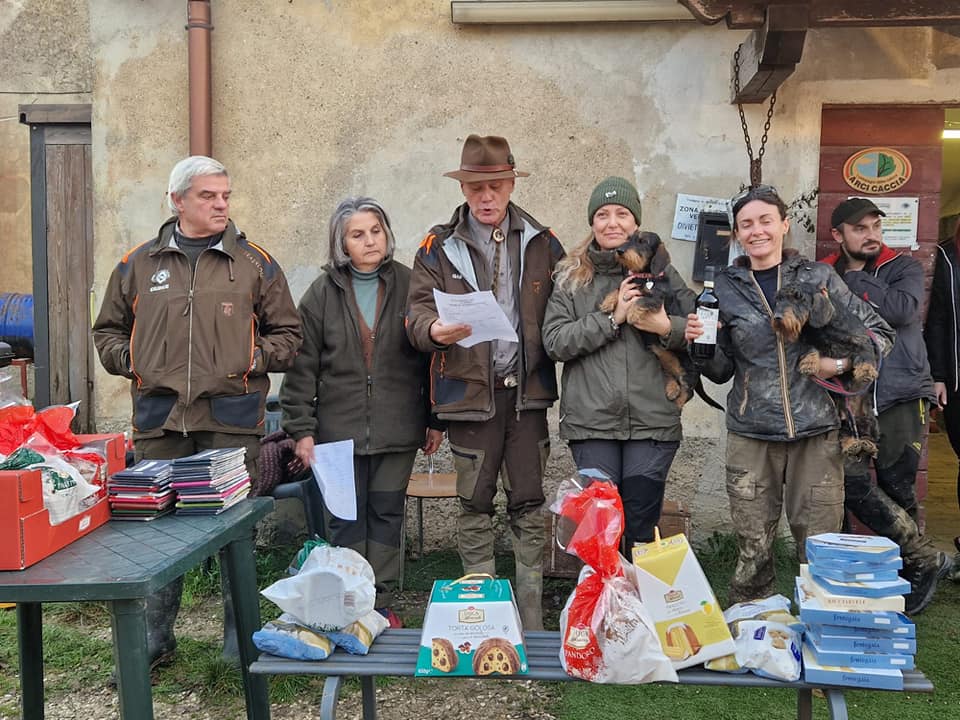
187, 0, 213, 156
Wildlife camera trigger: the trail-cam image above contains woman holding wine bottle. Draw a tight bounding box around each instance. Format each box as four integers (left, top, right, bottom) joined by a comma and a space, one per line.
683, 185, 893, 605
542, 176, 696, 550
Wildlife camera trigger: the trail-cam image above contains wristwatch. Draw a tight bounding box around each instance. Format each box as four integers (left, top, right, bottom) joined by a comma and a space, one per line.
607, 313, 621, 334
835, 358, 845, 375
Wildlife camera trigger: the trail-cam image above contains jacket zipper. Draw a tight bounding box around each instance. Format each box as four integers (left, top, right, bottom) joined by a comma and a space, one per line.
947, 248, 959, 393
181, 250, 204, 437
754, 270, 796, 439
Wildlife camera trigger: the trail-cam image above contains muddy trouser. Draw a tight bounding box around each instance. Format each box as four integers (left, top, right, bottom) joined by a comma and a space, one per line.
942, 386, 960, 511
446, 386, 549, 629
320, 450, 417, 608
843, 399, 938, 579
568, 438, 679, 549
725, 430, 844, 605
135, 430, 261, 662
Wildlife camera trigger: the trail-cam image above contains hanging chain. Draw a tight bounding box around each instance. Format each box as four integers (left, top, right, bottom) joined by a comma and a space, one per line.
734, 47, 778, 187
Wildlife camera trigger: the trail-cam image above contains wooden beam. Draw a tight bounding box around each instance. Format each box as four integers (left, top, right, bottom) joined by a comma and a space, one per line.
19, 104, 92, 125
731, 5, 808, 103
680, 1, 960, 29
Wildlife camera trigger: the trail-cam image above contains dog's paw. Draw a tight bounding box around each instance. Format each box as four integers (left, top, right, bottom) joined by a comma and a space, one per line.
798, 350, 821, 376
599, 290, 618, 314
852, 362, 878, 385
841, 437, 879, 461
664, 378, 681, 401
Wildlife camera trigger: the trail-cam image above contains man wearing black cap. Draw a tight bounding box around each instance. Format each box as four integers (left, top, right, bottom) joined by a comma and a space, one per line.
825, 197, 951, 614
406, 135, 565, 629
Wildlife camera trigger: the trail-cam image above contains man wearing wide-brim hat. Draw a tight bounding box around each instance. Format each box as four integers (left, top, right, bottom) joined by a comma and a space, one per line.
406, 135, 565, 630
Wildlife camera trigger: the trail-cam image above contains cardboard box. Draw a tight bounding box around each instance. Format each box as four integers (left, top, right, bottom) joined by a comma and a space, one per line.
807, 625, 916, 655
416, 576, 527, 677
795, 577, 913, 630
801, 643, 904, 690
544, 499, 691, 579
631, 532, 735, 669
0, 433, 125, 570
799, 566, 905, 612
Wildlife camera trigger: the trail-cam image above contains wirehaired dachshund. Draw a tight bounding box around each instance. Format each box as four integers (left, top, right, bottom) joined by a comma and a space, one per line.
599, 231, 722, 411
770, 281, 881, 461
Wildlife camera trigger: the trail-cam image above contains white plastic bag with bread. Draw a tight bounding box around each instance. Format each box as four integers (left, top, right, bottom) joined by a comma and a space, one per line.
556, 478, 677, 684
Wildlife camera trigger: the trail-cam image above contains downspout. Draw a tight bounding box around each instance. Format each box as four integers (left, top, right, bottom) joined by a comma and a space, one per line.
187, 1, 213, 156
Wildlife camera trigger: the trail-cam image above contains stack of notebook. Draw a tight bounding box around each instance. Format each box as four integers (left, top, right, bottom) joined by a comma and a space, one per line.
107, 459, 176, 521
171, 447, 250, 515
796, 533, 915, 690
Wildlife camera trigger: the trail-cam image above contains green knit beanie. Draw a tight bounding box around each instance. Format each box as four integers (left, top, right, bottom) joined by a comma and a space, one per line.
587, 176, 642, 226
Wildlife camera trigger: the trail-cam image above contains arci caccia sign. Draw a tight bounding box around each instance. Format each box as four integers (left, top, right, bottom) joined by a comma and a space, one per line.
843, 147, 912, 194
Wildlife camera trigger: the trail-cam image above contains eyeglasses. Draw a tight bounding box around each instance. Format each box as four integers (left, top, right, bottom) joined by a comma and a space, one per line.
729, 184, 779, 208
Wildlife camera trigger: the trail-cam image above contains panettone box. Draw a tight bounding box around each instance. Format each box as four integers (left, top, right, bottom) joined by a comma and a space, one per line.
0, 433, 125, 570
631, 532, 735, 669
415, 575, 528, 677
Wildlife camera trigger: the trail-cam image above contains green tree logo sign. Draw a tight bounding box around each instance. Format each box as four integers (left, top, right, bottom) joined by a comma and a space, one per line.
843, 147, 912, 194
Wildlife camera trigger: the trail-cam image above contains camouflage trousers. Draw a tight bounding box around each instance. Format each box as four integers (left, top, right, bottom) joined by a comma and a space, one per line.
843, 400, 939, 579
725, 430, 844, 605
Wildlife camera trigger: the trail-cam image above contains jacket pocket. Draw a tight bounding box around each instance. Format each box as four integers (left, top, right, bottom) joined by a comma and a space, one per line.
134, 393, 177, 432
210, 391, 262, 429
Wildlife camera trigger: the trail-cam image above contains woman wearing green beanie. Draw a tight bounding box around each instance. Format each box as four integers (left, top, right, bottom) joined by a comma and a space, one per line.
542, 176, 695, 549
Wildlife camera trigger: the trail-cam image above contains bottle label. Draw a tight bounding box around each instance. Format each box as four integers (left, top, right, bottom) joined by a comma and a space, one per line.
695, 307, 719, 344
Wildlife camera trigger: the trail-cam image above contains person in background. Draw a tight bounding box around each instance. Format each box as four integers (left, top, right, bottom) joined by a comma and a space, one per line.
93, 155, 302, 667
684, 185, 893, 604
925, 219, 960, 566
825, 197, 950, 614
280, 196, 443, 628
405, 135, 565, 630
542, 177, 696, 550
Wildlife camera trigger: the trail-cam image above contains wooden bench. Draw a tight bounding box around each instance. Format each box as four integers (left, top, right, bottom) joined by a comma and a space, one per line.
249, 628, 934, 720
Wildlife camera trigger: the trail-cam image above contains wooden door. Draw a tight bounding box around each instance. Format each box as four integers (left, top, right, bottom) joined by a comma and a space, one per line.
816, 105, 944, 527
21, 105, 95, 432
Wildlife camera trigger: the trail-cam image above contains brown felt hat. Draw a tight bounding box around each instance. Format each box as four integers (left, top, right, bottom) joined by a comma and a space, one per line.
443, 134, 530, 182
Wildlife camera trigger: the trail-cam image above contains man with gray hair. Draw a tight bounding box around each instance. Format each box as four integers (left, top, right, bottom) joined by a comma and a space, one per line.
93, 155, 302, 668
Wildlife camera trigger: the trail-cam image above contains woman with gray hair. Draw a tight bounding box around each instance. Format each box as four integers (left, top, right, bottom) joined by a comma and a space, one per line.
280, 196, 443, 626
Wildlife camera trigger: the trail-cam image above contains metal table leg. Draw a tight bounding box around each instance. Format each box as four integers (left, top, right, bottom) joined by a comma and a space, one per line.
17, 602, 44, 720
110, 597, 154, 719
223, 535, 271, 720
361, 675, 377, 720
417, 497, 425, 557
320, 676, 342, 720
824, 688, 849, 720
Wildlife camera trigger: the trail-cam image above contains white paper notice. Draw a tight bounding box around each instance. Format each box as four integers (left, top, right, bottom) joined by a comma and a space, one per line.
433, 289, 518, 348
310, 439, 357, 521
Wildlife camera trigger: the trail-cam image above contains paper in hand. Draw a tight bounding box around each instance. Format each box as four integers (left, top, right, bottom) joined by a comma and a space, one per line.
433, 289, 518, 348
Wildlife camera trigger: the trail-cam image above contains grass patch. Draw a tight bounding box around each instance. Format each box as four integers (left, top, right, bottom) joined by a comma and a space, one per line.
2, 533, 956, 719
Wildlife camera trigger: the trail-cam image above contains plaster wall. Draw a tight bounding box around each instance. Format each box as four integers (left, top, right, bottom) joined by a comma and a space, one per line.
10, 1, 960, 536
0, 0, 91, 295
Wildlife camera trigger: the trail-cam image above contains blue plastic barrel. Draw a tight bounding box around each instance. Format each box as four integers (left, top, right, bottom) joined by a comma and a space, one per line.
0, 293, 33, 358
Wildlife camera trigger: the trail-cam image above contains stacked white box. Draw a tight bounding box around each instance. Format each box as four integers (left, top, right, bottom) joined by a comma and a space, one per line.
795, 533, 916, 690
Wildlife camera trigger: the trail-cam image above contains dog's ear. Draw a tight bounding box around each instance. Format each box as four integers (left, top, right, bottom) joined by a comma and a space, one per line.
808, 286, 835, 328
644, 232, 671, 275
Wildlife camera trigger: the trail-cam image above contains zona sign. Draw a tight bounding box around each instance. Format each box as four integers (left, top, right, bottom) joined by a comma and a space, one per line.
843, 147, 912, 194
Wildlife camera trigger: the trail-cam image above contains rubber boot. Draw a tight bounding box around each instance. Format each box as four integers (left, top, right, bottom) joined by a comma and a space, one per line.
146, 575, 183, 665
221, 560, 240, 665
509, 510, 545, 631
459, 510, 496, 578
110, 576, 182, 685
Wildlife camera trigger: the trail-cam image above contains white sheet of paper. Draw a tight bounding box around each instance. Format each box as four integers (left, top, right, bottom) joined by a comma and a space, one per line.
310, 439, 357, 521
433, 289, 519, 348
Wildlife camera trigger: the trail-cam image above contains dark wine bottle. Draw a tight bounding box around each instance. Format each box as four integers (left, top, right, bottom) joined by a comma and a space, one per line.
692, 266, 719, 359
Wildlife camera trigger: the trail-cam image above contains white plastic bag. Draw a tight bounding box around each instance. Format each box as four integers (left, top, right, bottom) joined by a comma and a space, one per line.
560, 563, 678, 684
261, 544, 376, 631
